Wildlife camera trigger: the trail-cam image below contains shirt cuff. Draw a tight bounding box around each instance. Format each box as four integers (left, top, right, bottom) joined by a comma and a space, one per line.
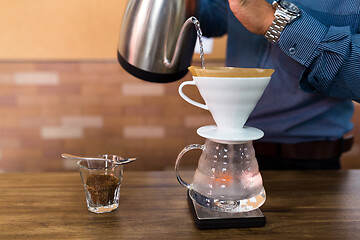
277, 10, 328, 67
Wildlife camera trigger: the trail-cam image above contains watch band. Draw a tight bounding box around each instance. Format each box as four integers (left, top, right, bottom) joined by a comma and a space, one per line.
265, 0, 301, 43
265, 14, 289, 43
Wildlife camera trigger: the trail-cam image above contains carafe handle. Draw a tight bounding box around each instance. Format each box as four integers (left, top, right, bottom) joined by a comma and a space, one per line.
178, 81, 208, 110
175, 144, 204, 188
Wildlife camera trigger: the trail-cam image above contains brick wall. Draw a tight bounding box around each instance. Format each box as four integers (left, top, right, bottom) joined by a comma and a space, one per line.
0, 61, 216, 172
0, 61, 358, 172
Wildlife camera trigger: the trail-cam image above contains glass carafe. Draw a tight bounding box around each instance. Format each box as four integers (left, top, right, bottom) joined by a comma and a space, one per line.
175, 138, 266, 212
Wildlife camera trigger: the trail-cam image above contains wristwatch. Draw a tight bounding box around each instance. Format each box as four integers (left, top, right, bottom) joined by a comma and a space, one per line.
265, 0, 301, 43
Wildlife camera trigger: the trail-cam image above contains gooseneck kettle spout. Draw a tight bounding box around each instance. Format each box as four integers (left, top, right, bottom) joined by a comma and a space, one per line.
163, 16, 199, 69
117, 0, 200, 83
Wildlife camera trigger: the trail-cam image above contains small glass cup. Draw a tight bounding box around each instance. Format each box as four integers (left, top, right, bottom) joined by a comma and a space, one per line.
77, 158, 123, 213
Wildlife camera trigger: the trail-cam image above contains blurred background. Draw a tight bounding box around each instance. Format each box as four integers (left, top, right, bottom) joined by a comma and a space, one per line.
0, 0, 358, 172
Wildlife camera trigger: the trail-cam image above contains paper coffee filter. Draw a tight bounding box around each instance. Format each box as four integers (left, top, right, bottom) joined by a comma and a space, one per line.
188, 66, 274, 78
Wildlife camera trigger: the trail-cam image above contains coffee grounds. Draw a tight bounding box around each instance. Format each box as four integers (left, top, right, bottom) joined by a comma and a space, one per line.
86, 174, 119, 205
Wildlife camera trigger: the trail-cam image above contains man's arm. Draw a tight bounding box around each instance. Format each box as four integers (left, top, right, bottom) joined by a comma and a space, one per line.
278, 11, 360, 102
229, 0, 360, 102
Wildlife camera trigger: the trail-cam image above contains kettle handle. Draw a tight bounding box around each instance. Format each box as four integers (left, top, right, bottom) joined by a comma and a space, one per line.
175, 144, 204, 189
178, 81, 208, 110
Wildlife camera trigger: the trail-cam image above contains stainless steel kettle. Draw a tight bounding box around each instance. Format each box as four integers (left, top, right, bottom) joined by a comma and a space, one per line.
117, 0, 200, 83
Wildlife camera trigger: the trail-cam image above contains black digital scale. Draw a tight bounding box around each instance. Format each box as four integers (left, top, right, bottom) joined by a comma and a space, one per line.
187, 190, 266, 229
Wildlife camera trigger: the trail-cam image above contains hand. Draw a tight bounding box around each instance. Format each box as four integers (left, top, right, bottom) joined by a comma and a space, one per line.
228, 0, 275, 35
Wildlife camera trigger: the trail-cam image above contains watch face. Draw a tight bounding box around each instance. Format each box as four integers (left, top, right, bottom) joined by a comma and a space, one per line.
280, 0, 300, 14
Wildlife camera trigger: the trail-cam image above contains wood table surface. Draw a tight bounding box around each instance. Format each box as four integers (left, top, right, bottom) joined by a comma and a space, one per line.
0, 170, 359, 239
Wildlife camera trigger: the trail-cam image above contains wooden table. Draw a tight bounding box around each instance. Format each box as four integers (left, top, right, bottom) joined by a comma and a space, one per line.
0, 170, 359, 239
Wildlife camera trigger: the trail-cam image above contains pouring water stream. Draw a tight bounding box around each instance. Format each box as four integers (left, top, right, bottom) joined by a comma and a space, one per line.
191, 17, 206, 69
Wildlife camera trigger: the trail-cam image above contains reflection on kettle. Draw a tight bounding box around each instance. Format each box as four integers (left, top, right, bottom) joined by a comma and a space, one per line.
117, 0, 200, 83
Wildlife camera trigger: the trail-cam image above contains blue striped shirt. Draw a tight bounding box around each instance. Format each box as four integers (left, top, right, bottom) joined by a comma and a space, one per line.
200, 0, 359, 143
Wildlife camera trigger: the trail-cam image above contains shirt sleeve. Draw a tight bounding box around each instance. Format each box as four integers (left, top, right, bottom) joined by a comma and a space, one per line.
199, 0, 228, 37
277, 11, 360, 102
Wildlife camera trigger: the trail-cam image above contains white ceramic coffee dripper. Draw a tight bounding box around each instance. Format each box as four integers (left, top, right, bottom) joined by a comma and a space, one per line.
175, 67, 274, 213
178, 69, 272, 142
